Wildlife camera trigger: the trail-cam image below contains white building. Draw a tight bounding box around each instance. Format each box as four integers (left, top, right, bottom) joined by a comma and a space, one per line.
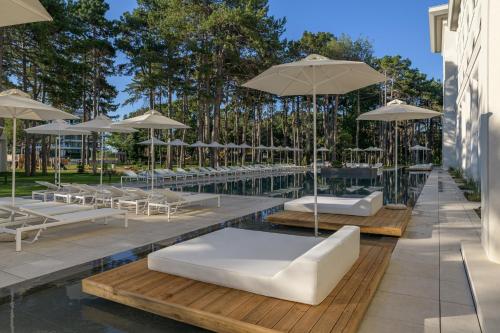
430, 1, 500, 331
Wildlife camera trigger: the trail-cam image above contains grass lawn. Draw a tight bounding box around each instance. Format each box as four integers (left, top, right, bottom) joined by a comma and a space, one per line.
0, 171, 122, 197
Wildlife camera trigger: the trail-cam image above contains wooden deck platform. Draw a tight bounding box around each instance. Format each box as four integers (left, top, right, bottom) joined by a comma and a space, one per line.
267, 207, 412, 237
82, 244, 390, 333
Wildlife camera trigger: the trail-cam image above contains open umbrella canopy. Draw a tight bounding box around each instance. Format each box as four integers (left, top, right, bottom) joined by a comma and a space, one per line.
167, 139, 188, 146
242, 54, 385, 237
0, 89, 77, 121
72, 115, 136, 133
25, 120, 90, 186
410, 145, 431, 151
25, 119, 90, 136
358, 99, 441, 208
114, 110, 189, 130
207, 141, 224, 148
1, 0, 52, 28
317, 147, 329, 152
191, 141, 207, 148
242, 54, 386, 96
225, 143, 239, 149
138, 137, 168, 146
113, 110, 187, 189
239, 143, 252, 149
72, 115, 136, 185
357, 99, 442, 121
255, 145, 268, 150
0, 89, 77, 206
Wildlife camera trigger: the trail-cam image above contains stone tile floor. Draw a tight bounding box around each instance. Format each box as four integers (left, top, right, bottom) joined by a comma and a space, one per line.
0, 195, 285, 289
359, 169, 482, 333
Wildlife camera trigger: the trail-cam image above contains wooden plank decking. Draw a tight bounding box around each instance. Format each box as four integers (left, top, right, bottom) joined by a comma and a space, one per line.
267, 207, 412, 237
82, 244, 390, 333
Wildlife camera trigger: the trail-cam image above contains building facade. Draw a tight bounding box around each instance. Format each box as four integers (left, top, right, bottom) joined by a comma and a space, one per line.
430, 3, 500, 329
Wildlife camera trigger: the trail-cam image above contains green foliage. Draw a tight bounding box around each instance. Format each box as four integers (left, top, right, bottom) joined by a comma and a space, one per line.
0, 0, 443, 170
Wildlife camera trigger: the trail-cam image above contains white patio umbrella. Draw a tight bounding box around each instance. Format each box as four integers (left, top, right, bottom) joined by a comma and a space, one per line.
225, 143, 239, 165
25, 120, 90, 186
238, 143, 251, 165
243, 54, 385, 236
351, 147, 363, 163
1, 0, 52, 28
358, 99, 442, 208
72, 115, 136, 185
0, 89, 78, 206
410, 145, 431, 164
167, 139, 189, 168
255, 144, 268, 163
191, 141, 207, 167
138, 137, 168, 169
318, 147, 329, 163
114, 110, 188, 189
138, 137, 168, 146
206, 141, 224, 167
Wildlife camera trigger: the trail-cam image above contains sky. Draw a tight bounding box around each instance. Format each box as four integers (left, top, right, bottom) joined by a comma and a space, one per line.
105, 0, 446, 117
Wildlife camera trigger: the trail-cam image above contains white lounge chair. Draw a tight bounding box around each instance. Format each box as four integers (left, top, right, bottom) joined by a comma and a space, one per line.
32, 181, 60, 201
148, 226, 360, 305
117, 188, 151, 215
147, 189, 220, 219
0, 207, 127, 251
284, 191, 383, 217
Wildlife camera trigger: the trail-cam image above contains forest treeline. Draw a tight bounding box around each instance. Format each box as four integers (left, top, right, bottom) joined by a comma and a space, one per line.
0, 0, 442, 174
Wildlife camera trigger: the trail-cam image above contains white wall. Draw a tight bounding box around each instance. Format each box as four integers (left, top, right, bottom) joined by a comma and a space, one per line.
481, 0, 500, 263
445, 0, 481, 182
442, 22, 458, 170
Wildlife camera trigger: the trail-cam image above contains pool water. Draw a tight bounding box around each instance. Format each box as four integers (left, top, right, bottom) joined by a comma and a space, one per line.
173, 170, 428, 207
0, 171, 428, 332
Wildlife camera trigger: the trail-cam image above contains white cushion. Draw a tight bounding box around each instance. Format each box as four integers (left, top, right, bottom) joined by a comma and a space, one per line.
148, 226, 360, 305
284, 192, 383, 216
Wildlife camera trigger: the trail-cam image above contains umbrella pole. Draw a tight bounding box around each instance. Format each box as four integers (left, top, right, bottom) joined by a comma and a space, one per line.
395, 120, 398, 204
313, 87, 318, 237
198, 147, 201, 167
150, 128, 154, 190
100, 132, 104, 186
11, 117, 16, 206
58, 135, 61, 186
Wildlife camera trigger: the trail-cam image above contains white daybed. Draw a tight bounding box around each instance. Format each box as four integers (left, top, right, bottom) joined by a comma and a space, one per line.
148, 226, 360, 305
284, 191, 383, 217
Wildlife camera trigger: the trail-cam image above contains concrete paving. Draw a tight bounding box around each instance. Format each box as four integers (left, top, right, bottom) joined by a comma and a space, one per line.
0, 194, 285, 289
359, 169, 482, 333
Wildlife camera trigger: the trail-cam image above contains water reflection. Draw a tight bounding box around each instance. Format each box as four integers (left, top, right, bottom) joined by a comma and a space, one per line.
0, 170, 429, 332
173, 170, 428, 207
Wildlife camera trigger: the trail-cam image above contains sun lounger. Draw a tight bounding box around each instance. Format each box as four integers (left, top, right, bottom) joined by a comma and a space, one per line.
117, 188, 151, 215
32, 181, 60, 201
0, 206, 127, 251
120, 170, 147, 186
148, 226, 360, 305
147, 189, 220, 219
284, 191, 383, 217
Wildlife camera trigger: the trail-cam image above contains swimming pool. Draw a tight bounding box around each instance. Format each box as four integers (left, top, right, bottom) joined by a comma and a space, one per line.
0, 170, 428, 332
171, 169, 428, 207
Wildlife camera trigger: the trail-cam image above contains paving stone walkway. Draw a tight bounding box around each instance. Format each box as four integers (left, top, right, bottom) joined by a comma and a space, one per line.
0, 195, 285, 290
359, 168, 482, 333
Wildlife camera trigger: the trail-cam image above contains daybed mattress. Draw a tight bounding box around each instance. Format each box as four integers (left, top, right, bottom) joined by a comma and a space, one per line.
148, 227, 360, 305
284, 191, 383, 216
